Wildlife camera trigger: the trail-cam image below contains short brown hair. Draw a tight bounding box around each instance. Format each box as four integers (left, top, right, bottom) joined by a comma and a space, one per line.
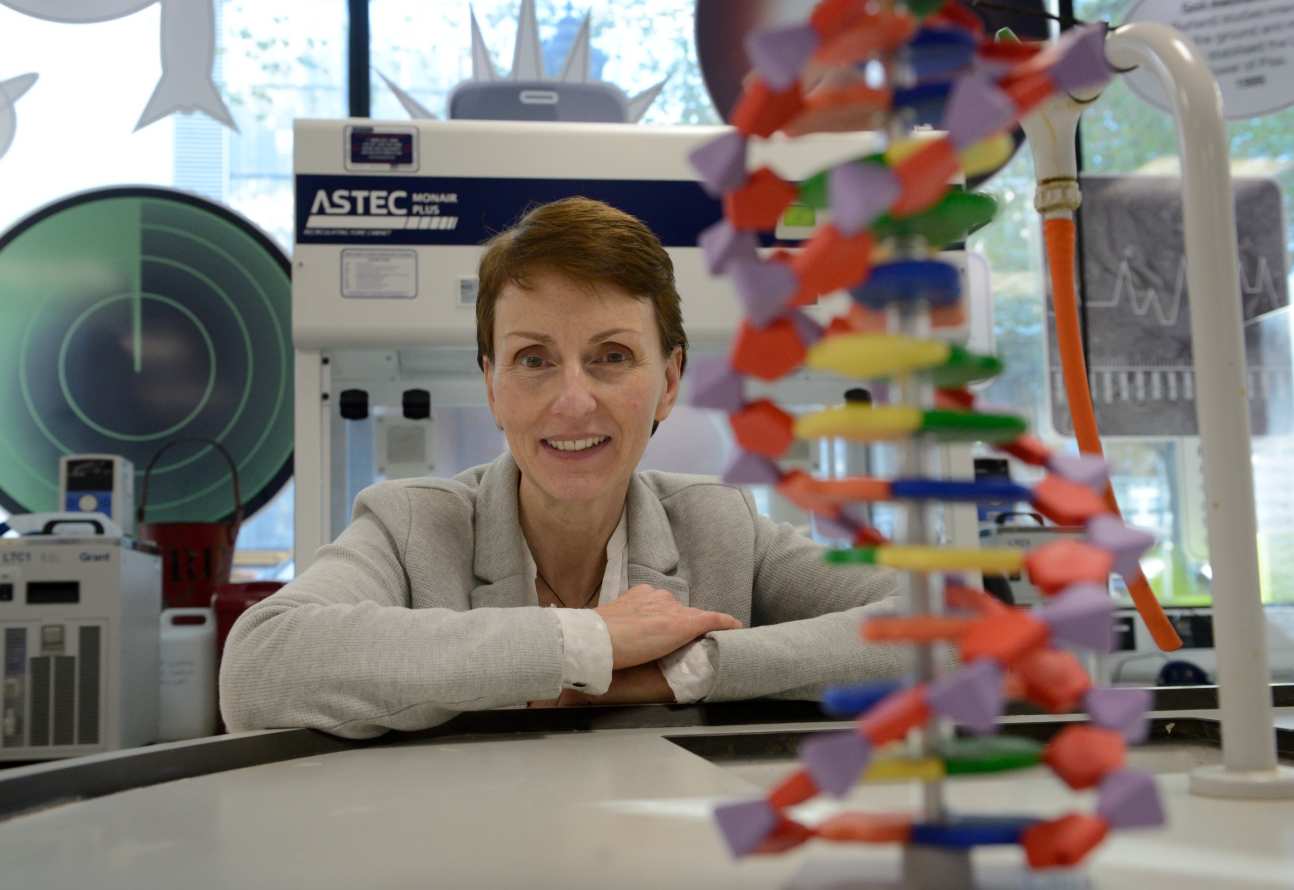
476, 197, 688, 373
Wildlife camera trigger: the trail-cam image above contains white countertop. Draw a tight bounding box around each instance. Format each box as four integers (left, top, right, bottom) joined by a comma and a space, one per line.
1, 716, 1292, 889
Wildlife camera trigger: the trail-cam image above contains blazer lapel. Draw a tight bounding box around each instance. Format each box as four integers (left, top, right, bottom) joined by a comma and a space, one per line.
466, 454, 691, 608
469, 574, 536, 609
468, 453, 536, 609
625, 474, 690, 607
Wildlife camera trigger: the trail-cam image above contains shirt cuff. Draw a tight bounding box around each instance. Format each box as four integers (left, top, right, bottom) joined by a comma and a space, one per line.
554, 608, 613, 696
659, 638, 719, 704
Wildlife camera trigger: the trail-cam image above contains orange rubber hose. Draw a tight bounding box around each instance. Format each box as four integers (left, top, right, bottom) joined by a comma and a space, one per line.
1044, 216, 1182, 652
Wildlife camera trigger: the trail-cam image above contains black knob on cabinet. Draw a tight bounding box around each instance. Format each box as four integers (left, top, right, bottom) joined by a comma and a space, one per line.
339, 388, 369, 421
403, 389, 431, 420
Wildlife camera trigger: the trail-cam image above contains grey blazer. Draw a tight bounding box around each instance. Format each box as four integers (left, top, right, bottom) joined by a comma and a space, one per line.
219, 453, 907, 739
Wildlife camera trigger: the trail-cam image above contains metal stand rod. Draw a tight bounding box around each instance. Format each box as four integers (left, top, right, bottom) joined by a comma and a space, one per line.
896, 303, 946, 826
901, 843, 974, 890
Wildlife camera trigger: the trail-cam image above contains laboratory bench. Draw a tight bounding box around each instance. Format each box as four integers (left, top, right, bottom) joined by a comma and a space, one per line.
2, 687, 1293, 889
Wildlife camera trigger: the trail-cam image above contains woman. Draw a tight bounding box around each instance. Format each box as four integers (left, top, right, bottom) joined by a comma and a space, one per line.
219, 197, 903, 739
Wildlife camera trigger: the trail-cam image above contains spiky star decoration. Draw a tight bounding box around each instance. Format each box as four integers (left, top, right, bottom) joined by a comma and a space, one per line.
379, 0, 667, 123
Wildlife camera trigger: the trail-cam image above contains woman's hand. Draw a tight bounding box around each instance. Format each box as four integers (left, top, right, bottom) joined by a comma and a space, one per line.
557, 661, 676, 707
595, 584, 742, 670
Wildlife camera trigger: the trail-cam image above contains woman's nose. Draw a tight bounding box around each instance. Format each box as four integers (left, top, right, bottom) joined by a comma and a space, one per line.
551, 364, 597, 417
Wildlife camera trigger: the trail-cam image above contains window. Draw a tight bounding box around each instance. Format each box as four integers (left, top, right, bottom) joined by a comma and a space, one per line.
368, 0, 717, 126
968, 3, 1294, 607
1079, 0, 1294, 607
5, 2, 1288, 606
0, 1, 346, 239
0, 0, 724, 575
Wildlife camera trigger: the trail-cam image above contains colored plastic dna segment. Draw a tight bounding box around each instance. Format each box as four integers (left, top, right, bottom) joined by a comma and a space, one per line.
686, 0, 1163, 878
795, 404, 1028, 444
794, 179, 999, 248
715, 581, 1163, 864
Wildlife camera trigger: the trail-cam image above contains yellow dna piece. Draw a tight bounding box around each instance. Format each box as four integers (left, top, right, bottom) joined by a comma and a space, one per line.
795, 404, 924, 442
806, 333, 951, 379
883, 132, 1012, 181
876, 545, 1026, 574
959, 132, 1015, 179
863, 755, 947, 784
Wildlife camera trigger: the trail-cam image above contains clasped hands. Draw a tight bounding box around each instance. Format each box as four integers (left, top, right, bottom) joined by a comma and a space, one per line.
530, 583, 742, 708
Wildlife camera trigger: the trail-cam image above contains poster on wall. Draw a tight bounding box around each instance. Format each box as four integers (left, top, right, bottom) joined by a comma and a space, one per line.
1047, 174, 1292, 438
380, 0, 665, 123
1123, 0, 1294, 119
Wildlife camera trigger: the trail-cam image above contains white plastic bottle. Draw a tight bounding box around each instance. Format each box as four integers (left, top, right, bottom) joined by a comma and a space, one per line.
158, 608, 218, 741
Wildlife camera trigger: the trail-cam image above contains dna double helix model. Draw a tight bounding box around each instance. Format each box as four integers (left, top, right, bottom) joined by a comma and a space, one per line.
685, 0, 1166, 880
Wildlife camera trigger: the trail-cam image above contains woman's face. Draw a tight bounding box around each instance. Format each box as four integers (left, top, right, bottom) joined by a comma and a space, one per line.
484, 270, 682, 509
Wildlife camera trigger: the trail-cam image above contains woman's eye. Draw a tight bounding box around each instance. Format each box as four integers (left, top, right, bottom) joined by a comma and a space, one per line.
518, 353, 546, 369
599, 347, 630, 364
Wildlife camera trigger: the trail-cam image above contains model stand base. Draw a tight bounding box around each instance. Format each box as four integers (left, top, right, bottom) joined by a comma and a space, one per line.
902, 844, 974, 889
1189, 764, 1294, 800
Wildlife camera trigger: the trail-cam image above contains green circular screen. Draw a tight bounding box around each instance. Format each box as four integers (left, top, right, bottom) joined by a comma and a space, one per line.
0, 187, 292, 523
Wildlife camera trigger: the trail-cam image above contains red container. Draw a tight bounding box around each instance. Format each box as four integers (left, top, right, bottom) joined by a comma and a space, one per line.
137, 438, 244, 610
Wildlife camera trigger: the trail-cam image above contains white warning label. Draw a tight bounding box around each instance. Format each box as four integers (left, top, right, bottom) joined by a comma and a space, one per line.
341, 249, 418, 299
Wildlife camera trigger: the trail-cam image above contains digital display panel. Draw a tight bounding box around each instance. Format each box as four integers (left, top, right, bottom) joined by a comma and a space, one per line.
26, 581, 80, 604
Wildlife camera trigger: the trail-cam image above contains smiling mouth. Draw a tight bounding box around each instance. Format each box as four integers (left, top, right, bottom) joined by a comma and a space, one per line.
542, 436, 610, 453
